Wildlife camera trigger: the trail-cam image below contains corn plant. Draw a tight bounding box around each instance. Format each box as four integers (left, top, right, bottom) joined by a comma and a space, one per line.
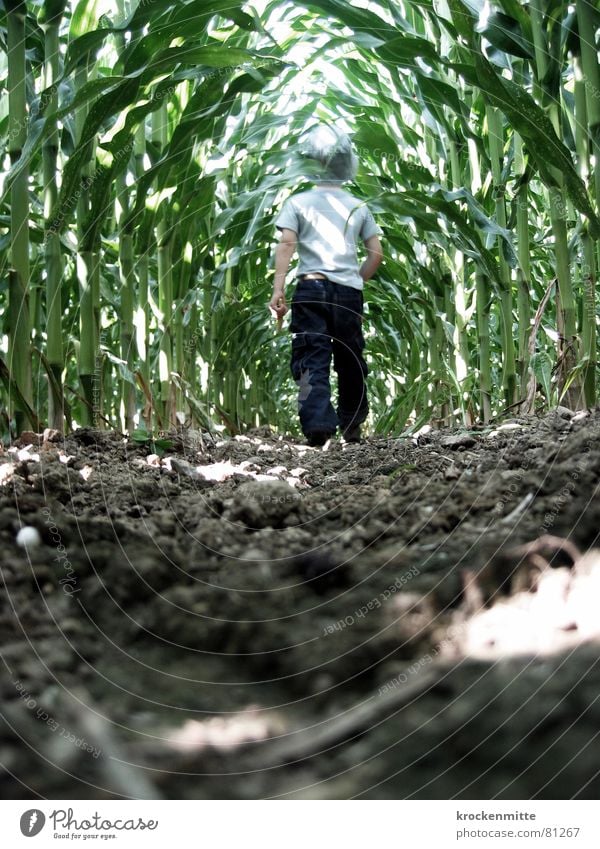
0, 0, 598, 439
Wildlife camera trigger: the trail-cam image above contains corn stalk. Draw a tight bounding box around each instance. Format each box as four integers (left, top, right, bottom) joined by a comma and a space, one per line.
6, 0, 32, 431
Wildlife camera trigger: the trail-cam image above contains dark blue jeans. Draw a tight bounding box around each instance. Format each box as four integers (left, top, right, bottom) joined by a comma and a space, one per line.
290, 277, 368, 436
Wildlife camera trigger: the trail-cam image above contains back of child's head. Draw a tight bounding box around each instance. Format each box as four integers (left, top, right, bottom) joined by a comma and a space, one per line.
300, 125, 358, 183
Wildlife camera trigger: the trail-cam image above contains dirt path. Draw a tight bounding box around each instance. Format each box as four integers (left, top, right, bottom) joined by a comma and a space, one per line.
2, 409, 600, 799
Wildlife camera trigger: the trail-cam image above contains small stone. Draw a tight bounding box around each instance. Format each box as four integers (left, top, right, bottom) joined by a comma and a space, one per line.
16, 527, 42, 549
571, 410, 589, 424
0, 464, 15, 485
487, 423, 522, 438
441, 434, 477, 450
17, 447, 40, 462
242, 548, 269, 561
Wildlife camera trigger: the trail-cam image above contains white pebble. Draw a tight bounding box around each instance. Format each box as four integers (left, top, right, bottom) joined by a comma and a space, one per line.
16, 526, 41, 548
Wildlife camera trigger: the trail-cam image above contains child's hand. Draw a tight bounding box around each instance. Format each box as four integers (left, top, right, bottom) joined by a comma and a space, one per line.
269, 293, 288, 320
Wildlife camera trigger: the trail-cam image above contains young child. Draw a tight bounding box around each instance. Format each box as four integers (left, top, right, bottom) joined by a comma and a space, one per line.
269, 126, 383, 446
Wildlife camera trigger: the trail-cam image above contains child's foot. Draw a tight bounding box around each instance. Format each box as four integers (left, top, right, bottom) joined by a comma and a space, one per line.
306, 431, 333, 447
343, 425, 361, 443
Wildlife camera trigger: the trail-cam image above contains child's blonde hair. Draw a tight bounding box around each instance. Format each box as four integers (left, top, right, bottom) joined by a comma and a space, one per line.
300, 125, 358, 182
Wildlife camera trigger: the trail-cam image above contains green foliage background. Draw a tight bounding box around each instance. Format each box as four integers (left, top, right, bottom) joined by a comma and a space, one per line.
1, 0, 599, 436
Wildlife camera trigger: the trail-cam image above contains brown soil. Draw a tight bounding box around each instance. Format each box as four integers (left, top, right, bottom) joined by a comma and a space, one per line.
2, 408, 600, 799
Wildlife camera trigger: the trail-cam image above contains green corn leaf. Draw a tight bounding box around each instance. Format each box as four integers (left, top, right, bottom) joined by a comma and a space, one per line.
530, 350, 554, 401
476, 11, 534, 60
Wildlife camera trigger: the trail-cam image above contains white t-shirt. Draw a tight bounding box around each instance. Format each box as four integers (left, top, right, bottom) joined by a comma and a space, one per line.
275, 186, 382, 290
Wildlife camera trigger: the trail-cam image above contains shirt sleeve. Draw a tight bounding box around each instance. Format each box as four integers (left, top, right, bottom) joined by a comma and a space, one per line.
274, 199, 299, 233
359, 206, 382, 240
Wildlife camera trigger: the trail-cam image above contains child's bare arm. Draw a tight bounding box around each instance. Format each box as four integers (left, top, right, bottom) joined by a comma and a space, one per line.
359, 235, 383, 282
269, 228, 297, 317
